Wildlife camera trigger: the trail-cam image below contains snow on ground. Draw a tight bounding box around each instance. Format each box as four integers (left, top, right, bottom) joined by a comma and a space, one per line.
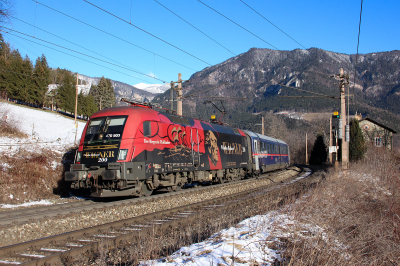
0, 102, 86, 155
140, 209, 325, 266
0, 199, 53, 209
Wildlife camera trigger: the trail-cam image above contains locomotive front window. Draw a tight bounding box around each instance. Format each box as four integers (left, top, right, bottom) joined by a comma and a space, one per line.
84, 116, 127, 143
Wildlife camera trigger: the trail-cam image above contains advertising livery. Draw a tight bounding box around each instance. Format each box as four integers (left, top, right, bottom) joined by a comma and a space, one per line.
65, 102, 289, 197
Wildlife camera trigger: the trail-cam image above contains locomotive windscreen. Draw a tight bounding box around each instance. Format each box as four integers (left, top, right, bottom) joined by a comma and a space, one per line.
80, 116, 128, 166
84, 116, 127, 143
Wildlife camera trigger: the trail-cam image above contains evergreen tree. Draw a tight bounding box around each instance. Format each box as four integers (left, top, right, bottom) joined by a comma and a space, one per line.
349, 118, 365, 161
21, 55, 35, 103
82, 94, 98, 117
89, 76, 115, 110
33, 54, 51, 106
309, 134, 327, 165
58, 71, 76, 113
0, 33, 11, 98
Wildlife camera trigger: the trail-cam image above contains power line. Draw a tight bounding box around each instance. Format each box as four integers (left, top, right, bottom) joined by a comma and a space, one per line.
352, 0, 364, 103
3, 27, 166, 82
11, 15, 137, 75
239, 0, 306, 49
196, 0, 278, 50
83, 0, 212, 66
5, 34, 67, 69
153, 0, 236, 56
3, 31, 158, 84
32, 0, 197, 72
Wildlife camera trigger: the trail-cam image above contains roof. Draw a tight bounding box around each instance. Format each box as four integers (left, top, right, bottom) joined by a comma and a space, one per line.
359, 117, 397, 133
242, 130, 287, 145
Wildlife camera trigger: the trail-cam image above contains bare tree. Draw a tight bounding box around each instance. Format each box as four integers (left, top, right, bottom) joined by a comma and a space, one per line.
0, 0, 14, 28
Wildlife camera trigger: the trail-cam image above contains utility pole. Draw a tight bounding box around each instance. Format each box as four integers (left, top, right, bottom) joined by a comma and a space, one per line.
74, 73, 79, 144
335, 68, 350, 169
340, 68, 349, 169
169, 73, 188, 116
74, 73, 78, 125
170, 81, 174, 111
305, 133, 308, 165
329, 116, 332, 163
254, 114, 264, 135
177, 73, 182, 116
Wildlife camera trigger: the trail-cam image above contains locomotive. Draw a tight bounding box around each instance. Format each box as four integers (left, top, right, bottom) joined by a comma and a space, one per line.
65, 101, 290, 197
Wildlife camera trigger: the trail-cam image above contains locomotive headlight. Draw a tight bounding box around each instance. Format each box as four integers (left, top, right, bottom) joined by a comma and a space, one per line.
75, 151, 82, 163
118, 149, 128, 161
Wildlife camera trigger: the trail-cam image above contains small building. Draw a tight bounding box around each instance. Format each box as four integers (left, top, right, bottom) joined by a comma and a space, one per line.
358, 117, 397, 150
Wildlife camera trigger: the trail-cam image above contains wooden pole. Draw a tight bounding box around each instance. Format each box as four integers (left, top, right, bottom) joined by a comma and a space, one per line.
329, 116, 332, 163
74, 73, 79, 145
306, 133, 308, 165
74, 73, 78, 124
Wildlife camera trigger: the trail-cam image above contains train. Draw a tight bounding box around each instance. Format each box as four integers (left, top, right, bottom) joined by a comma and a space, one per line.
65, 101, 290, 197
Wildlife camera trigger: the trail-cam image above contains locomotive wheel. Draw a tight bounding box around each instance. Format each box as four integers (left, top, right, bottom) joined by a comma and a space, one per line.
140, 181, 153, 197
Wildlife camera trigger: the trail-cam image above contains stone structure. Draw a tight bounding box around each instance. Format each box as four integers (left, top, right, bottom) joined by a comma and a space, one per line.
357, 116, 396, 150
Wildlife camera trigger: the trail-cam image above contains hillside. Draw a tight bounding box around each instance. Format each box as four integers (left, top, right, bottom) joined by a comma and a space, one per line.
77, 74, 156, 103
153, 48, 400, 132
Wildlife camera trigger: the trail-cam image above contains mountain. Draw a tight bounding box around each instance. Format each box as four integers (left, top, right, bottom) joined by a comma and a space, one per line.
133, 83, 170, 94
77, 74, 156, 103
153, 47, 400, 132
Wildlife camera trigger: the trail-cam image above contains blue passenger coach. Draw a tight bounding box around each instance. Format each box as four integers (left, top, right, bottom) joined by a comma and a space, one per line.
243, 130, 290, 173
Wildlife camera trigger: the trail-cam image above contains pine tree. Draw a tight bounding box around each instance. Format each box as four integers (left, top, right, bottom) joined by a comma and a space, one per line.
309, 134, 327, 165
82, 94, 98, 117
58, 71, 76, 113
349, 118, 365, 161
0, 33, 11, 98
89, 76, 115, 110
33, 54, 51, 106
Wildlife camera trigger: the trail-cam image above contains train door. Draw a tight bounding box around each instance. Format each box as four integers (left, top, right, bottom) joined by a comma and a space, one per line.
254, 139, 259, 171
191, 128, 200, 167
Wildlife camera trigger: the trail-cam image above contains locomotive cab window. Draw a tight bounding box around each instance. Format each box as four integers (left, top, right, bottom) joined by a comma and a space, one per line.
84, 116, 127, 143
143, 121, 151, 137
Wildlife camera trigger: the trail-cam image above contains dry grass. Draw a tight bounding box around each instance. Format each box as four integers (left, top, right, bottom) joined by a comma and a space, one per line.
0, 147, 69, 204
0, 102, 27, 138
279, 146, 400, 265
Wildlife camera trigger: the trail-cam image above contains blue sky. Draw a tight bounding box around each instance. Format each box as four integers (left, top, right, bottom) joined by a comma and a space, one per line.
3, 0, 399, 86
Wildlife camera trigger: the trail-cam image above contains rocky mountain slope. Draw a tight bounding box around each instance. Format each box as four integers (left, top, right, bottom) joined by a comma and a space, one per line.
153, 48, 400, 132
77, 74, 156, 103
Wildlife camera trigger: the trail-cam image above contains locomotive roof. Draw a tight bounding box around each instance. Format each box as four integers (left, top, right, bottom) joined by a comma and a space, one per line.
243, 130, 287, 145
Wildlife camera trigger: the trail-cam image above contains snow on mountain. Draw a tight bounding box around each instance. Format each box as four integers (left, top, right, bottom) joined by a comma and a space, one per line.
133, 83, 170, 94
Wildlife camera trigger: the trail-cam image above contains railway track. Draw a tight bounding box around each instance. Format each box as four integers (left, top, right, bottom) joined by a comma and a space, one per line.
0, 166, 313, 265
0, 167, 292, 227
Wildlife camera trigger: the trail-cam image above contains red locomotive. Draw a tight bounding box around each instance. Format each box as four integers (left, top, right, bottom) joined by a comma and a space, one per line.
65, 101, 289, 197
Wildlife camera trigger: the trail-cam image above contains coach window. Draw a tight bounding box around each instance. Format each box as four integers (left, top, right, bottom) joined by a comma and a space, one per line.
143, 121, 151, 137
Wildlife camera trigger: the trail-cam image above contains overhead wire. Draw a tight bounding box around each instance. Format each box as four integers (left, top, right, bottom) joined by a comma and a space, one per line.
12, 16, 137, 75
4, 33, 67, 69
352, 0, 364, 107
3, 27, 166, 82
153, 0, 236, 56
238, 0, 306, 49
3, 31, 159, 84
32, 0, 197, 72
83, 0, 212, 66
196, 0, 278, 50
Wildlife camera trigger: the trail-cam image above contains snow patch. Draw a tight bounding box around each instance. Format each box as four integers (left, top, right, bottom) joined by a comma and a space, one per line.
0, 199, 54, 209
